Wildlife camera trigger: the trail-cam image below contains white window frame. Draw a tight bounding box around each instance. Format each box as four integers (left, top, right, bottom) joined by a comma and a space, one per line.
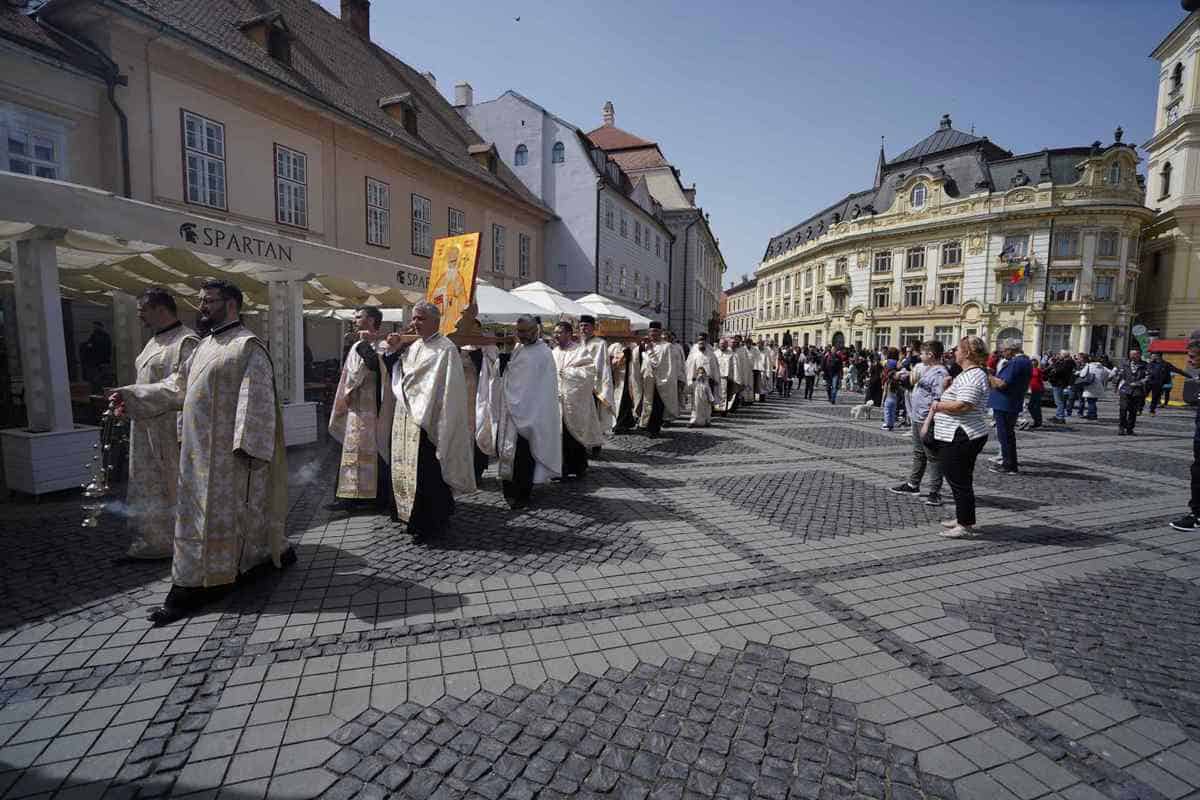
518, 232, 530, 278
1097, 231, 1119, 258
411, 194, 433, 257
1094, 274, 1115, 301
934, 326, 955, 349
448, 207, 466, 236
604, 198, 615, 230
941, 241, 962, 266
1043, 324, 1072, 354
1000, 281, 1027, 304
873, 329, 892, 350
1048, 274, 1076, 302
873, 250, 892, 273
274, 144, 308, 228
872, 285, 890, 308
1002, 234, 1029, 259
1106, 161, 1121, 185
1053, 230, 1080, 259
514, 144, 528, 166
905, 246, 925, 272
2, 105, 69, 181
366, 177, 390, 247
904, 282, 924, 307
910, 184, 926, 208
181, 110, 226, 210
492, 223, 506, 272
938, 282, 960, 306
551, 141, 565, 164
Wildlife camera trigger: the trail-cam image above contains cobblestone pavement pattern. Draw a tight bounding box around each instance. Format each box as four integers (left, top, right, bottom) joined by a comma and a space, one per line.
1, 390, 1199, 800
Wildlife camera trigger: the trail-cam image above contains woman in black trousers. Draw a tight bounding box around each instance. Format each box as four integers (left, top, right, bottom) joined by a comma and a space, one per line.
927, 335, 991, 539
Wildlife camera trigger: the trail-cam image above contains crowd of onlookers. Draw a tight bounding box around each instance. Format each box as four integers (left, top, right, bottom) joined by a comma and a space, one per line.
744, 332, 1200, 540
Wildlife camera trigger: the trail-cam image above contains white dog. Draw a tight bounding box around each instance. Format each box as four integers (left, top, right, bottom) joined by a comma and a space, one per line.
850, 400, 875, 420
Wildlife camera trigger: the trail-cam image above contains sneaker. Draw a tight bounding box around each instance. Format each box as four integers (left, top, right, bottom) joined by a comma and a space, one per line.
988, 464, 1018, 475
940, 525, 976, 539
889, 483, 920, 496
923, 493, 944, 506
988, 455, 1004, 465
1169, 514, 1200, 532
940, 518, 960, 529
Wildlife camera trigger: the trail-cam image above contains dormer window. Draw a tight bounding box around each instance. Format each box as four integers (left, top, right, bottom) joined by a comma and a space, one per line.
910, 183, 926, 209
379, 94, 418, 136
1106, 160, 1121, 186
267, 25, 291, 64
1172, 62, 1184, 94
239, 12, 292, 66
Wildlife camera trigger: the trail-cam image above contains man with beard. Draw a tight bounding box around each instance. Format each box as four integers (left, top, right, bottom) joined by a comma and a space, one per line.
577, 315, 614, 455
328, 306, 394, 515
383, 301, 476, 537
553, 320, 603, 478
608, 333, 642, 433
116, 287, 199, 563
686, 333, 721, 427
638, 321, 682, 438
497, 315, 562, 509
111, 279, 292, 626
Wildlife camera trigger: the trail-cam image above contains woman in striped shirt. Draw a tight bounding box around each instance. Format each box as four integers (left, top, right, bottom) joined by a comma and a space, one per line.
927, 335, 991, 538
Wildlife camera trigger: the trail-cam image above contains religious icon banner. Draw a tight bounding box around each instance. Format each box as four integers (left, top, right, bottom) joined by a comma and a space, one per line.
427, 232, 480, 335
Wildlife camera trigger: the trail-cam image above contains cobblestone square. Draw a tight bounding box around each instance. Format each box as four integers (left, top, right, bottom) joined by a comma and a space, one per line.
0, 392, 1197, 800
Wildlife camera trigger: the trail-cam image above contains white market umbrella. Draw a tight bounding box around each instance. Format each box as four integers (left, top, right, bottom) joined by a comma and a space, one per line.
575, 293, 654, 329
303, 307, 406, 322
475, 281, 548, 324
510, 280, 592, 319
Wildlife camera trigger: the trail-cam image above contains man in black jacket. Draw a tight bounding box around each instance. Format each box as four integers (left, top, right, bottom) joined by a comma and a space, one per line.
1147, 352, 1187, 415
1046, 352, 1075, 423
1114, 350, 1149, 436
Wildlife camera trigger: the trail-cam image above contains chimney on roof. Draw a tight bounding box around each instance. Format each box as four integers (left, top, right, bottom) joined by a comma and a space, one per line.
939, 113, 952, 131
340, 0, 370, 41
454, 81, 473, 107
421, 71, 437, 89
602, 100, 614, 127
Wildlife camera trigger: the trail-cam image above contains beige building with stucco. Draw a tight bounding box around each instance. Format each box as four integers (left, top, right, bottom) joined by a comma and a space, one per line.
755, 116, 1152, 357
0, 0, 552, 291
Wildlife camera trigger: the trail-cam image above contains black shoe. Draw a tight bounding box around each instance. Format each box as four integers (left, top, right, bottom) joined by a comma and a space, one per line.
1118, 429, 1127, 436
505, 497, 529, 510
111, 554, 171, 566
923, 492, 944, 506
591, 447, 601, 457
1169, 514, 1200, 532
889, 483, 920, 496
325, 500, 353, 512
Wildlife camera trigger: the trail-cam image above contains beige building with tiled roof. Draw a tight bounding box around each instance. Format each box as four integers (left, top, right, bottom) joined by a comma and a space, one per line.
0, 0, 553, 290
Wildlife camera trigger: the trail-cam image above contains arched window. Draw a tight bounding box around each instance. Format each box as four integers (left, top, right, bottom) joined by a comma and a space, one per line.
1173, 62, 1185, 93
910, 184, 926, 208
1106, 160, 1121, 185
514, 144, 528, 166
1161, 162, 1173, 198
551, 141, 565, 164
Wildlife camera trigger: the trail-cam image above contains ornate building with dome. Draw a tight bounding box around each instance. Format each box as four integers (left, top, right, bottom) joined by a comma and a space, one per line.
753, 115, 1152, 356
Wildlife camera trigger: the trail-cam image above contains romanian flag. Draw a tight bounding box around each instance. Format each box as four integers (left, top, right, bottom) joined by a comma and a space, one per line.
1010, 263, 1026, 285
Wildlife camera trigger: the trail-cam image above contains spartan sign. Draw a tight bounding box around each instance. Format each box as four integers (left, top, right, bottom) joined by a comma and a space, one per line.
179, 222, 198, 244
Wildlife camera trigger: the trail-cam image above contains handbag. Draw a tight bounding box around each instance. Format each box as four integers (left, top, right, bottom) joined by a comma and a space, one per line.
920, 412, 939, 449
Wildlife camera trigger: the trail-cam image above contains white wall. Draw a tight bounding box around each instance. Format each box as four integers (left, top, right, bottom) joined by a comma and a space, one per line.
596, 187, 670, 323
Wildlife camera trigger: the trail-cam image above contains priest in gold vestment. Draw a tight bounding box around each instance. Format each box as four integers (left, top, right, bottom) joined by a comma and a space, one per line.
328, 306, 394, 515
113, 280, 291, 625
608, 338, 641, 433
118, 288, 199, 562
383, 302, 476, 538
552, 320, 603, 479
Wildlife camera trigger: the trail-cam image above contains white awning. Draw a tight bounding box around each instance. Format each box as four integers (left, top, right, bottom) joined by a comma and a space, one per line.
475, 280, 549, 324
510, 280, 593, 319
575, 293, 654, 328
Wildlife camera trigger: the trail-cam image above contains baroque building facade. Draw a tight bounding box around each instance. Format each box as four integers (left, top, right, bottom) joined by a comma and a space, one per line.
1139, 2, 1200, 339
755, 116, 1152, 356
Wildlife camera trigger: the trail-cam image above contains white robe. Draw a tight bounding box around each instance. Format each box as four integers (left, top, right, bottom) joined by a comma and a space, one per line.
579, 336, 614, 434
473, 345, 501, 456
607, 341, 642, 428
686, 345, 720, 426
498, 341, 562, 483
389, 333, 477, 522
328, 339, 393, 499
736, 347, 756, 403
716, 349, 736, 412
124, 323, 199, 559
554, 343, 604, 448
119, 321, 286, 588
638, 340, 683, 426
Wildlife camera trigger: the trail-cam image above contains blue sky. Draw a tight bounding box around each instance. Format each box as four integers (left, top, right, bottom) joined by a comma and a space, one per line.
319, 0, 1183, 287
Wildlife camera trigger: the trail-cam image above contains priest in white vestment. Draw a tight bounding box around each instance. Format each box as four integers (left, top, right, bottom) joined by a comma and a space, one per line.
734, 337, 756, 405
383, 302, 476, 538
118, 288, 199, 562
577, 315, 613, 453
608, 338, 642, 433
328, 306, 394, 515
668, 331, 688, 414
761, 339, 777, 397
553, 321, 603, 478
686, 334, 721, 427
638, 321, 682, 437
497, 315, 562, 509
112, 280, 291, 626
716, 338, 739, 415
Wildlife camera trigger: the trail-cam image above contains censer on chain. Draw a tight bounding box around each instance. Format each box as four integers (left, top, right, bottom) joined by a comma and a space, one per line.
82, 401, 126, 528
